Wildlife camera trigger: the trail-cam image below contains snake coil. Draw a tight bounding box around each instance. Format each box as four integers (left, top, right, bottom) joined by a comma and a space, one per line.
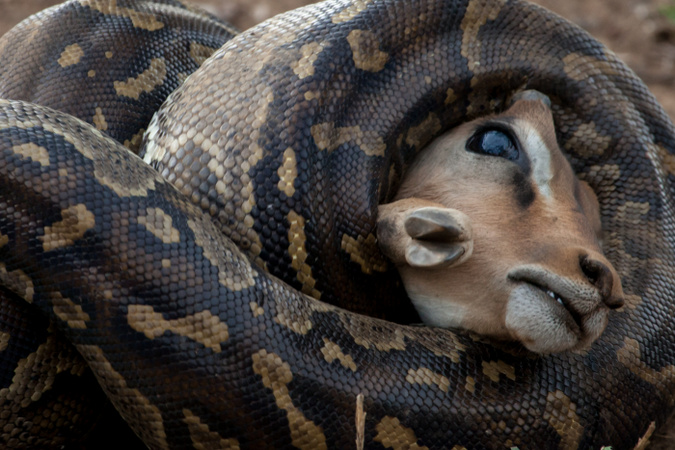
0, 0, 674, 448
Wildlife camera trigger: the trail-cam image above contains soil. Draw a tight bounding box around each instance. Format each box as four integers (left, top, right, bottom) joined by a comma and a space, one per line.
2, 0, 675, 447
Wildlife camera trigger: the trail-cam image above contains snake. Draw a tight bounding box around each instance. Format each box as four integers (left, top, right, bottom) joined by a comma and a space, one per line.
0, 0, 673, 448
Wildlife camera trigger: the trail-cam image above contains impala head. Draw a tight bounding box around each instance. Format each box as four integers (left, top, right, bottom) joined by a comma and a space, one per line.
388, 90, 624, 354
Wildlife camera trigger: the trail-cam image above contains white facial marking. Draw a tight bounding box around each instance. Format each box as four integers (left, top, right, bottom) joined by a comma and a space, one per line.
409, 294, 467, 329
505, 284, 577, 354
520, 123, 554, 201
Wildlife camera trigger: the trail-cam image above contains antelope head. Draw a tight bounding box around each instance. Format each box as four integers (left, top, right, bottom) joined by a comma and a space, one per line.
378, 90, 624, 354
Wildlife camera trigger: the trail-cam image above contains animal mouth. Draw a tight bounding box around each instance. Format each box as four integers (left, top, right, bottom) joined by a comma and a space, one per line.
508, 268, 586, 331
536, 285, 584, 329
544, 288, 564, 306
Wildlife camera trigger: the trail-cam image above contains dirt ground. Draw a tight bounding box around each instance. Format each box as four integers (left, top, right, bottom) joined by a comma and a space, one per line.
2, 0, 675, 447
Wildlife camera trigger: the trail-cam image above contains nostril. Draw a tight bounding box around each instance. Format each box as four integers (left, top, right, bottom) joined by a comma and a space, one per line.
580, 256, 603, 285
580, 255, 623, 309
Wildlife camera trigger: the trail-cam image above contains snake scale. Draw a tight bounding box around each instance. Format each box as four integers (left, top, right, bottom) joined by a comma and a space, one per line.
0, 0, 673, 448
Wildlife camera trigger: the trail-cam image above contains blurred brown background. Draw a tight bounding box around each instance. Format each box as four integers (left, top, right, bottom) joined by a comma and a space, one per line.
2, 0, 675, 118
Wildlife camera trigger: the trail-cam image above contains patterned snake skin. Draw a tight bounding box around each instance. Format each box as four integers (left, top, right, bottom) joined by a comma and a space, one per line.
0, 0, 674, 448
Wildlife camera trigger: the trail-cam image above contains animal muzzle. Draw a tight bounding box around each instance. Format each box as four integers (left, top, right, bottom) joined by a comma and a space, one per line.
505, 247, 625, 353
579, 252, 624, 309
511, 245, 625, 311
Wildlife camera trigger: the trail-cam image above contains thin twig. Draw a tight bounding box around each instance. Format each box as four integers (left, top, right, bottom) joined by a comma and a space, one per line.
634, 421, 656, 450
356, 393, 366, 450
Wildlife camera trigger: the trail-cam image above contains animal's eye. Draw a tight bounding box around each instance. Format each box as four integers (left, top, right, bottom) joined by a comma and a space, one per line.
466, 127, 519, 161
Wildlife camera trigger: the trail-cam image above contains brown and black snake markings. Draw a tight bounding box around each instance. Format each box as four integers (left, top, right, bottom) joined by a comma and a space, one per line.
0, 0, 673, 448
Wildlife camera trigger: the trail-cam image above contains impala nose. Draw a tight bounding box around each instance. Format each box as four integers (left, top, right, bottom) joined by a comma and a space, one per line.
580, 254, 624, 309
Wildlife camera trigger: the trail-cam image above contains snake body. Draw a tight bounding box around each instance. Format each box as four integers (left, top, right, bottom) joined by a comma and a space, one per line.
0, 0, 674, 448
0, 2, 235, 447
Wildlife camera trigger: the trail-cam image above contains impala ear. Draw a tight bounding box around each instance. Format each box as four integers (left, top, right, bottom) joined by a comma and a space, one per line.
405, 208, 463, 240
405, 240, 466, 268
403, 208, 472, 268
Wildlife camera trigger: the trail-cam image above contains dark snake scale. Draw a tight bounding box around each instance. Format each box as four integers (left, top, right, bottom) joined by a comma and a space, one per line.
0, 0, 673, 448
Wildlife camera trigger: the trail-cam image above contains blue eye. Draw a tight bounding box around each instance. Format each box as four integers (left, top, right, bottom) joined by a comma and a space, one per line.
466, 128, 519, 161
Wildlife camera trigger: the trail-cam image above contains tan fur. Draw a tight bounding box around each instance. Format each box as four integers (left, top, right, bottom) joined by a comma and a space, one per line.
378, 92, 624, 354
